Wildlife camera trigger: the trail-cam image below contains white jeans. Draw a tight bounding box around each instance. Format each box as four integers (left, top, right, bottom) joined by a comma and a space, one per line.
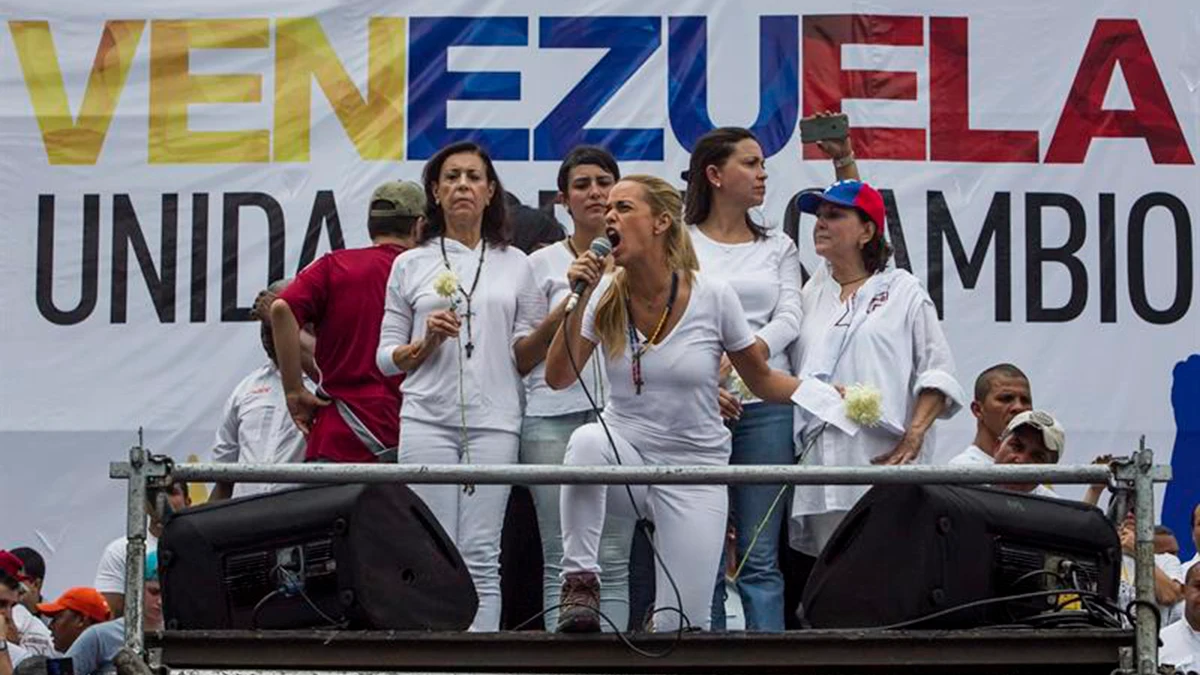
400, 418, 519, 632
560, 423, 727, 631
520, 412, 635, 632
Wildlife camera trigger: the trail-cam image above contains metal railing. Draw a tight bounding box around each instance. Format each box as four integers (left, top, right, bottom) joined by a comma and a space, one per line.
110, 444, 1172, 675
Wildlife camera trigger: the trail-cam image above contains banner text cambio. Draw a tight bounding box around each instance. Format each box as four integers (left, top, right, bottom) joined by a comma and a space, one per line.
7, 15, 1194, 165
34, 188, 1193, 326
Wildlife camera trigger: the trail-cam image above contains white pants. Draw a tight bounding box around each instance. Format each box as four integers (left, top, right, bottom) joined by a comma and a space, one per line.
561, 423, 727, 631
400, 418, 519, 632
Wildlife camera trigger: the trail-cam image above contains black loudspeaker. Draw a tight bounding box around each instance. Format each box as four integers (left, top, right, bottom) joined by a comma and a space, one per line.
160, 483, 477, 631
801, 484, 1120, 629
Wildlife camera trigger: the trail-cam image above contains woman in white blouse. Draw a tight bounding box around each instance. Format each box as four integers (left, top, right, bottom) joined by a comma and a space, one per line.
520, 146, 634, 631
376, 141, 555, 632
682, 127, 801, 632
545, 175, 803, 633
788, 134, 966, 559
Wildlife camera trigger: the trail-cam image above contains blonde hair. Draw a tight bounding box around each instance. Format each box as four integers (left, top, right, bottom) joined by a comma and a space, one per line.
593, 175, 699, 358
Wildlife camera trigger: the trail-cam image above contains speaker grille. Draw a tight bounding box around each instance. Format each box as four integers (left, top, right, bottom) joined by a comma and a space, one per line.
993, 535, 1104, 593
224, 551, 273, 608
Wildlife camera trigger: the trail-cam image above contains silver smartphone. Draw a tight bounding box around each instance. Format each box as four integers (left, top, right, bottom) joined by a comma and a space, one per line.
800, 114, 849, 143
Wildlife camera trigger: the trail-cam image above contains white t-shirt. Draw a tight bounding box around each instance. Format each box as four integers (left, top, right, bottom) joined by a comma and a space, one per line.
946, 445, 1061, 497
581, 273, 756, 460
948, 444, 993, 465
1159, 617, 1199, 671
11, 605, 52, 656
688, 226, 802, 378
378, 239, 547, 435
93, 532, 157, 595
1118, 552, 1185, 626
212, 363, 308, 497
523, 241, 609, 417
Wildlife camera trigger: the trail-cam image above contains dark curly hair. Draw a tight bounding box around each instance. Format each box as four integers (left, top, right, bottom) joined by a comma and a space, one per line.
419, 142, 509, 247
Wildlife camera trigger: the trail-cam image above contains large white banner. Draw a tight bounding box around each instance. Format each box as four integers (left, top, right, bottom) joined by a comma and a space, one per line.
2, 0, 1197, 593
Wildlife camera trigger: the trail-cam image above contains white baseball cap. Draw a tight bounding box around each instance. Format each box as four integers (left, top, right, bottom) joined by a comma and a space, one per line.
1002, 410, 1065, 459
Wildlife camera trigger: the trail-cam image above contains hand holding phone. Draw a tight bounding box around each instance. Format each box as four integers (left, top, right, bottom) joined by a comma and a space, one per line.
800, 113, 849, 144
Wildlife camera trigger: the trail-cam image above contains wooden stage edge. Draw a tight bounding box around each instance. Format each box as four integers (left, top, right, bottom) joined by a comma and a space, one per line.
150, 627, 1134, 674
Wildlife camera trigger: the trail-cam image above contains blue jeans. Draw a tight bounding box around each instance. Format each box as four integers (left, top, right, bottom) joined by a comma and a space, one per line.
711, 401, 793, 631
520, 412, 636, 631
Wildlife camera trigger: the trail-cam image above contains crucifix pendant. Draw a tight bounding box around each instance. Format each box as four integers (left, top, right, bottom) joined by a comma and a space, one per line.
462, 304, 475, 358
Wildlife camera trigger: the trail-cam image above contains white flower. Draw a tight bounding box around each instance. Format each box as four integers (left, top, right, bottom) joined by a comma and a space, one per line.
433, 270, 459, 298
844, 383, 883, 427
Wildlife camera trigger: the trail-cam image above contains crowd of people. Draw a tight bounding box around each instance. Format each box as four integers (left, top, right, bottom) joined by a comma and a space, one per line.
4, 115, 1198, 672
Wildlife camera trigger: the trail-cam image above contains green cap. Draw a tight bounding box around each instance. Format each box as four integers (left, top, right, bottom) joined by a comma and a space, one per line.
369, 180, 426, 218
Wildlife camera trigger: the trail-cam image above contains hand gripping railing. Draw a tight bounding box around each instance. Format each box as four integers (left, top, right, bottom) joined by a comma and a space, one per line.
110, 442, 1172, 675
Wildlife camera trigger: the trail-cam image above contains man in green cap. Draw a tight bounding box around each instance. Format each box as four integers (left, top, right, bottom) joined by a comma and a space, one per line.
271, 181, 425, 462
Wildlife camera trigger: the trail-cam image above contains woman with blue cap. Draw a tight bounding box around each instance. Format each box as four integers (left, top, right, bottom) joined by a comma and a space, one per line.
788, 127, 967, 559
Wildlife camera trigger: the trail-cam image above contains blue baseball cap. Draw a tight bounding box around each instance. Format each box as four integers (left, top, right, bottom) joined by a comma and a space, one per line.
797, 180, 886, 235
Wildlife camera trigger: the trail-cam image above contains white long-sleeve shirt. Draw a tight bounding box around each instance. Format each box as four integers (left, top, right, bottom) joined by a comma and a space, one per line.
377, 238, 546, 435
212, 363, 308, 496
688, 226, 802, 378
523, 241, 609, 417
790, 266, 965, 549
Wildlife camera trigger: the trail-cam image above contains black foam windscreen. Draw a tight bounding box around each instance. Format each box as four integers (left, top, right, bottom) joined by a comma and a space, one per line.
801, 484, 1120, 629
160, 483, 477, 631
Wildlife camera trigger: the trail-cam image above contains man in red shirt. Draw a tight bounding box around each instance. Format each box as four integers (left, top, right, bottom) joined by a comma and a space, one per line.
270, 181, 424, 462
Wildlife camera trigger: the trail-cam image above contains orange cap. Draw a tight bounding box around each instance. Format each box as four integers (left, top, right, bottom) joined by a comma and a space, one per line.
36, 587, 111, 623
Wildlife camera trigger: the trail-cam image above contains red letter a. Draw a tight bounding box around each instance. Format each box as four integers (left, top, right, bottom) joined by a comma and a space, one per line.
1046, 19, 1193, 165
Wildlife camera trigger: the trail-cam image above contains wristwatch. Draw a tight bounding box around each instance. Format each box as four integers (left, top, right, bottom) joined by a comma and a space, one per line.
833, 153, 857, 169
0, 638, 9, 652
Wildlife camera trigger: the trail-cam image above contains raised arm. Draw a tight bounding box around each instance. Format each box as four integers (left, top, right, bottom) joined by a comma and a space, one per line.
810, 110, 861, 182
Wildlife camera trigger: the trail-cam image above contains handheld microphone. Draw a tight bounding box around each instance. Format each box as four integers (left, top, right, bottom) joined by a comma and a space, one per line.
565, 236, 613, 313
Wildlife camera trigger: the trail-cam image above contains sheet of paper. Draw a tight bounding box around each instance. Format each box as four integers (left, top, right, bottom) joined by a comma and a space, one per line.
791, 378, 859, 436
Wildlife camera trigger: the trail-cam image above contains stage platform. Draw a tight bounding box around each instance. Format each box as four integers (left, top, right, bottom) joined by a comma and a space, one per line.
149, 627, 1134, 674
